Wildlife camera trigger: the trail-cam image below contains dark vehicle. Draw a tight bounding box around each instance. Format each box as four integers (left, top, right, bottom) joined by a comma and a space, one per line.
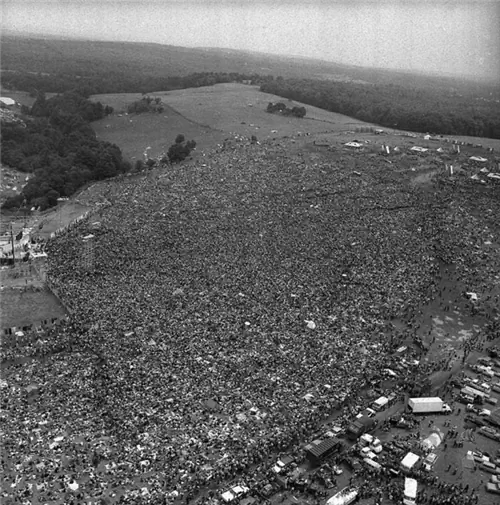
458, 394, 475, 405
343, 456, 362, 473
450, 377, 464, 388
485, 416, 500, 429
465, 414, 487, 427
347, 416, 376, 440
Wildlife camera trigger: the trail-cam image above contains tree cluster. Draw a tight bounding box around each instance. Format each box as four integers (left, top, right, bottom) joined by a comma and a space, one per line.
127, 96, 164, 114
167, 134, 197, 163
1, 90, 129, 211
266, 102, 306, 118
31, 90, 112, 122
261, 79, 500, 139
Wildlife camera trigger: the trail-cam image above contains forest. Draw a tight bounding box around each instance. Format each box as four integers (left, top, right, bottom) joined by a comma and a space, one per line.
1, 91, 130, 210
2, 68, 269, 96
260, 78, 500, 139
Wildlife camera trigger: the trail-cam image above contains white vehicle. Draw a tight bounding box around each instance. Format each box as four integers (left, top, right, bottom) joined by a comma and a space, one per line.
423, 453, 438, 471
372, 396, 389, 411
476, 365, 495, 377
370, 438, 383, 454
363, 458, 382, 471
461, 386, 489, 400
403, 478, 418, 505
364, 407, 377, 418
408, 397, 451, 414
475, 381, 492, 394
360, 446, 377, 460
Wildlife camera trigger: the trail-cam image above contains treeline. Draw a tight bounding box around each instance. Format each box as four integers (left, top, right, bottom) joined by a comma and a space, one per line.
31, 89, 114, 121
1, 90, 129, 211
3, 69, 271, 95
261, 79, 500, 139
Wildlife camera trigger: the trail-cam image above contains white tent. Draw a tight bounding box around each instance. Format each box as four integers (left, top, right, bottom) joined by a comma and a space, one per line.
0, 97, 16, 106
422, 431, 443, 450
401, 452, 420, 470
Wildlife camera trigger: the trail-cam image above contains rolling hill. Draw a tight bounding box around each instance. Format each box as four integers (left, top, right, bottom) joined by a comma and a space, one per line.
2, 35, 497, 96
91, 83, 381, 161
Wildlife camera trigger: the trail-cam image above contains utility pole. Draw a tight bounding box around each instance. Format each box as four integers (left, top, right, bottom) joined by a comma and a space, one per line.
10, 223, 15, 265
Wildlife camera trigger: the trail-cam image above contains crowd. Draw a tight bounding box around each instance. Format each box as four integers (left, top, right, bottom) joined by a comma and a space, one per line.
2, 137, 499, 505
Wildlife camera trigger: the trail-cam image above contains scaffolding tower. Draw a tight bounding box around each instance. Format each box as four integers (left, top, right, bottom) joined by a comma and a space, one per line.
81, 234, 95, 272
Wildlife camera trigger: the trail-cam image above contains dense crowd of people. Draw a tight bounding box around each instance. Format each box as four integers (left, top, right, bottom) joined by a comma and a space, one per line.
2, 137, 499, 504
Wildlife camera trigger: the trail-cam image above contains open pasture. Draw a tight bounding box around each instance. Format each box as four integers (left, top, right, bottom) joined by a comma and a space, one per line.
91, 83, 378, 160
92, 101, 225, 161
161, 83, 377, 138
92, 84, 500, 165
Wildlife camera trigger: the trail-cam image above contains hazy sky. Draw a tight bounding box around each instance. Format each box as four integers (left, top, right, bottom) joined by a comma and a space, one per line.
2, 0, 499, 80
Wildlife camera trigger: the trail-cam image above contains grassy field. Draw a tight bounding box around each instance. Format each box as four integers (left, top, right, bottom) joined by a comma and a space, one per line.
92, 83, 500, 165
0, 90, 37, 107
0, 287, 66, 329
91, 83, 378, 160
92, 102, 224, 161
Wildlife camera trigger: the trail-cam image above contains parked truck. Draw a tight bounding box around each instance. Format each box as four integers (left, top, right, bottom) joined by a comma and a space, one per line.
371, 396, 389, 412
407, 397, 452, 414
346, 415, 376, 440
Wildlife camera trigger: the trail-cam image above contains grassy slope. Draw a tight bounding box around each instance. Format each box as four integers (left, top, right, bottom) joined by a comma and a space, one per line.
91, 83, 380, 160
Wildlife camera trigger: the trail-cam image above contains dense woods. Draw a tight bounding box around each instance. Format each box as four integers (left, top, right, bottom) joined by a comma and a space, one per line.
1, 91, 129, 210
3, 69, 268, 96
260, 78, 500, 139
